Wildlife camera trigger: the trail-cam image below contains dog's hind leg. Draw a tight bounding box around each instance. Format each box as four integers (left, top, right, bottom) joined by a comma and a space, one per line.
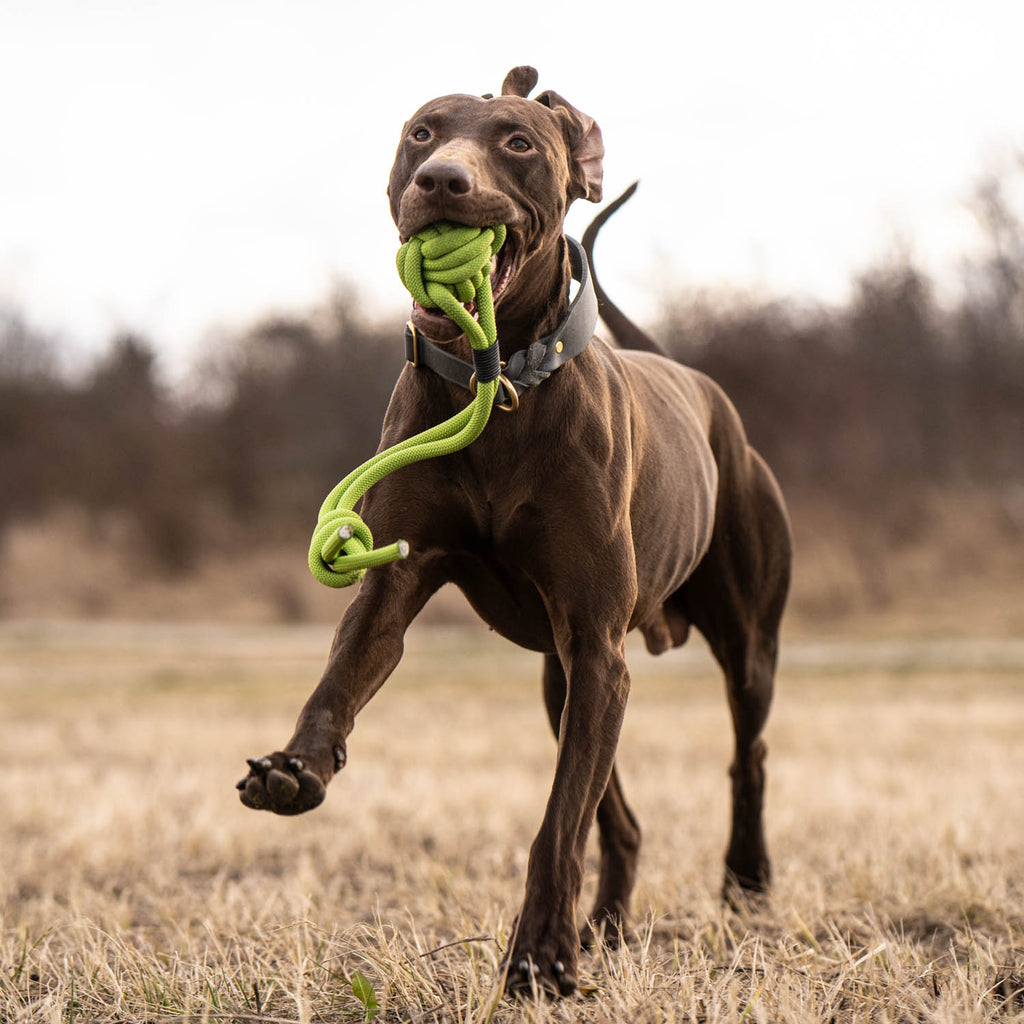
541, 653, 640, 946
680, 447, 792, 903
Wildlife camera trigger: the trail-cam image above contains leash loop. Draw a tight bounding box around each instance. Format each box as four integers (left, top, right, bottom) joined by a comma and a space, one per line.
308, 222, 505, 588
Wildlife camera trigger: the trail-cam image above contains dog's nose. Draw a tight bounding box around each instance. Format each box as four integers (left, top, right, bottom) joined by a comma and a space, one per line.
414, 159, 473, 198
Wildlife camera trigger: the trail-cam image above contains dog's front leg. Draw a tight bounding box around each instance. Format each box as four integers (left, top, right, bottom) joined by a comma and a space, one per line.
238, 558, 441, 815
506, 629, 632, 998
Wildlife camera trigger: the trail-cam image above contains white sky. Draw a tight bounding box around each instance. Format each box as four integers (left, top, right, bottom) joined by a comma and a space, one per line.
1, 0, 1022, 375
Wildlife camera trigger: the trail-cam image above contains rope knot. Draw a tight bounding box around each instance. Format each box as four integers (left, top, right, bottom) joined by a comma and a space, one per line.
308, 510, 375, 588
396, 223, 507, 350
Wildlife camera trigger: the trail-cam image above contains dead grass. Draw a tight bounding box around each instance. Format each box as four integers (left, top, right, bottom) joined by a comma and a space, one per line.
1, 621, 1023, 1022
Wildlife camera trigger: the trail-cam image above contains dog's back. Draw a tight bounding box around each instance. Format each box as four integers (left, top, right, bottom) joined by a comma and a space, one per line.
583, 183, 792, 663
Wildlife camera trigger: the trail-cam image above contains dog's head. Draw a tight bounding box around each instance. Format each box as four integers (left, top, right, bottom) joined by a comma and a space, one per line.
388, 67, 604, 341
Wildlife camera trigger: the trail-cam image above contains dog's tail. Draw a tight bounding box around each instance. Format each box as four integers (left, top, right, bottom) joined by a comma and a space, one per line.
581, 182, 668, 357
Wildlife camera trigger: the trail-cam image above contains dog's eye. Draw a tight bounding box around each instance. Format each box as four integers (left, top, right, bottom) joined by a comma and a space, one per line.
507, 136, 532, 153
411, 127, 431, 143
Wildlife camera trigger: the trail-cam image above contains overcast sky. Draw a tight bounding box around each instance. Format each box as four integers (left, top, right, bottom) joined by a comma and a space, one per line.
1, 0, 1022, 375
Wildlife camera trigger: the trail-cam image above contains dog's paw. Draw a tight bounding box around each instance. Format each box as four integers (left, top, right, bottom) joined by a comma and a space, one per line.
503, 917, 580, 999
580, 904, 628, 951
722, 866, 771, 915
236, 751, 330, 815
503, 951, 578, 1000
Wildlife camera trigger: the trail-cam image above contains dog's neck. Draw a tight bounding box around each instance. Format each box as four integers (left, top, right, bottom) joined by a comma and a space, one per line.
443, 237, 572, 365
497, 238, 573, 354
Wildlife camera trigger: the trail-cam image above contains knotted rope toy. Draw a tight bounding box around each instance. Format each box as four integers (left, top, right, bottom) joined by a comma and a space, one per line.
308, 222, 507, 588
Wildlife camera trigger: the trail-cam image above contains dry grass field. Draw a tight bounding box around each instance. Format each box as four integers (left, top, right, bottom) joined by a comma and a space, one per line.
2, 619, 1023, 1022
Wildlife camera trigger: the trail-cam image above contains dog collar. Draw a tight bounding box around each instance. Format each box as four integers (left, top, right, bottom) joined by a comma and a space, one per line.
404, 235, 598, 410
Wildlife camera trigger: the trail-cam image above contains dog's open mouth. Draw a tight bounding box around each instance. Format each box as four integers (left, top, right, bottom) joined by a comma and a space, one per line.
411, 233, 518, 341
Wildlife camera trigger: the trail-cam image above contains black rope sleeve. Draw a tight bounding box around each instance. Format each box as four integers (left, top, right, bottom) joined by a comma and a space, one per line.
472, 341, 502, 384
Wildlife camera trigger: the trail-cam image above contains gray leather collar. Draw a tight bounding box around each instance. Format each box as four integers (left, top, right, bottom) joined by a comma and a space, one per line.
404, 236, 597, 409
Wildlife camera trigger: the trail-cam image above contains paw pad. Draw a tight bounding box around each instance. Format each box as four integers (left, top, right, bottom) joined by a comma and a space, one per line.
237, 751, 327, 816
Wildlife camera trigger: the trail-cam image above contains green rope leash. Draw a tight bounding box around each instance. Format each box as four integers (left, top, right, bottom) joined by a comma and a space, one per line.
308, 222, 507, 588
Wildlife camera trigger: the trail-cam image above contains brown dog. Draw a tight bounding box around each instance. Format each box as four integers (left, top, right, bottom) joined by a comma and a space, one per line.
238, 66, 792, 998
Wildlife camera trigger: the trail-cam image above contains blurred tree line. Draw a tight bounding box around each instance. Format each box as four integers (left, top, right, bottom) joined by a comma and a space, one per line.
673, 159, 1024, 514
1, 160, 1022, 585
0, 293, 405, 575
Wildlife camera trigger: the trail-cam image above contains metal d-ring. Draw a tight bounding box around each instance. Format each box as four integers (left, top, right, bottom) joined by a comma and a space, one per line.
469, 369, 520, 412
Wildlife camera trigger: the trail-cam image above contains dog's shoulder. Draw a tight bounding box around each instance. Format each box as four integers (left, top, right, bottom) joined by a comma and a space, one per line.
595, 339, 712, 409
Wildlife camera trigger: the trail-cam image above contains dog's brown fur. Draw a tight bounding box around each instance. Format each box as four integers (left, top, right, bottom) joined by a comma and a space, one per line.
239, 67, 792, 998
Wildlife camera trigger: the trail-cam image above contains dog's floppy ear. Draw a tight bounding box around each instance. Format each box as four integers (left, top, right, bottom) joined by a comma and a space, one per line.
536, 90, 604, 204
501, 66, 539, 98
